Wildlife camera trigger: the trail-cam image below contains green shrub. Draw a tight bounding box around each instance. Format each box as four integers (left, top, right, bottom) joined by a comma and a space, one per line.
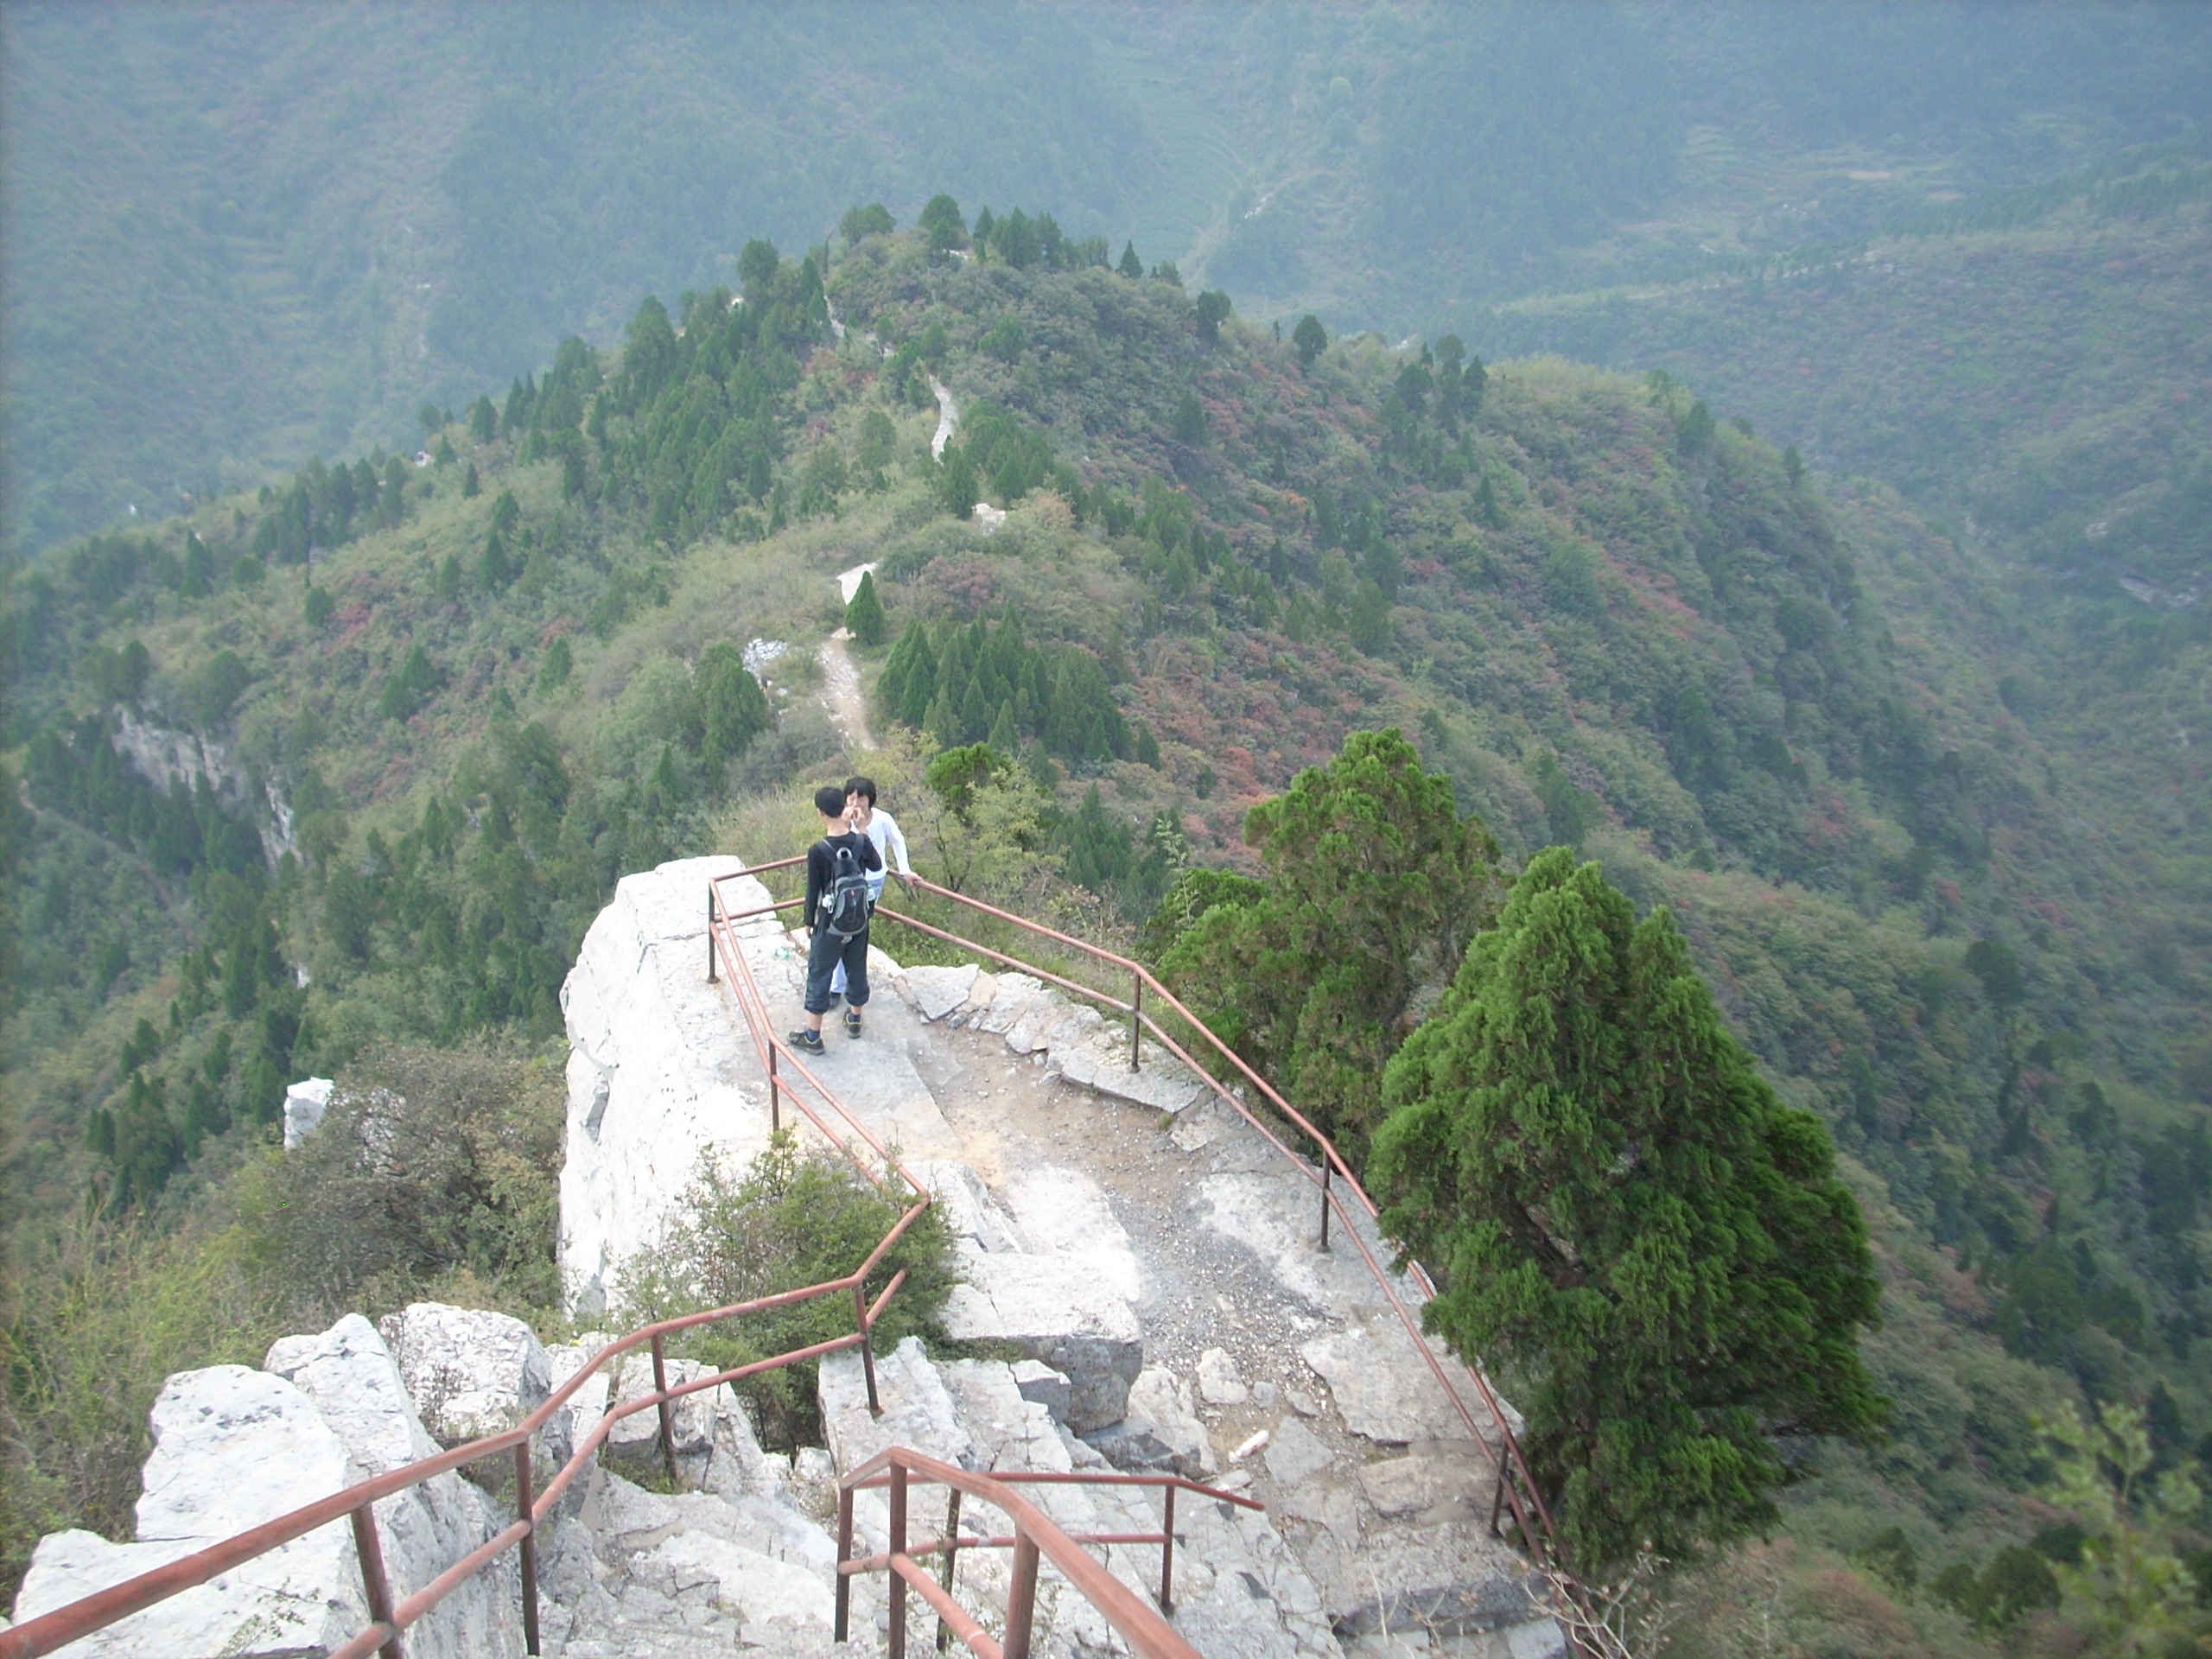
616, 1133, 956, 1450
233, 1039, 565, 1329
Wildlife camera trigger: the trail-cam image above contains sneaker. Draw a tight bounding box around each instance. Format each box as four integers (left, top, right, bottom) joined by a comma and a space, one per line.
787, 1027, 826, 1056
843, 1006, 864, 1039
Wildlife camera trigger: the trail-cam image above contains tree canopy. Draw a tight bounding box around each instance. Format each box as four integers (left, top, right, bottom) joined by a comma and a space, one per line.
1154, 728, 1500, 1158
1372, 848, 1887, 1570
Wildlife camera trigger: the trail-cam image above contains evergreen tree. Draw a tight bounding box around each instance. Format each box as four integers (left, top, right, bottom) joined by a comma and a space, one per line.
478, 526, 512, 588
181, 534, 216, 596
841, 570, 886, 648
469, 396, 499, 445
918, 194, 968, 253
942, 448, 979, 519
1293, 314, 1328, 367
1195, 289, 1233, 343
694, 642, 771, 769
1173, 391, 1209, 448
1154, 729, 1500, 1157
738, 238, 781, 308
998, 207, 1039, 269
1118, 241, 1144, 279
841, 201, 895, 244
382, 456, 410, 522
879, 620, 938, 727
1372, 849, 1887, 1570
462, 461, 480, 499
1057, 782, 1128, 893
378, 643, 439, 721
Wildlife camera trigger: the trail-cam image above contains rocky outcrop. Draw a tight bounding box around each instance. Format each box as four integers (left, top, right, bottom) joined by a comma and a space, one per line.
378, 1301, 556, 1457
558, 855, 778, 1317
282, 1076, 334, 1147
10, 1316, 520, 1659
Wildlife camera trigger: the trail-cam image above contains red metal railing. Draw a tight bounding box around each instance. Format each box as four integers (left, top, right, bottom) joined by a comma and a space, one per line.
712, 866, 1564, 1569
3, 852, 933, 1659
835, 1453, 1263, 1659
3, 847, 1566, 1658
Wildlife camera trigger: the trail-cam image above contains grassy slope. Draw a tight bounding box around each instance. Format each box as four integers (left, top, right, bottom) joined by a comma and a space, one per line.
4, 226, 2209, 1646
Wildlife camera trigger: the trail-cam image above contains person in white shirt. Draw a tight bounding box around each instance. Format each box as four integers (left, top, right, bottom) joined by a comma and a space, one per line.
830, 774, 912, 999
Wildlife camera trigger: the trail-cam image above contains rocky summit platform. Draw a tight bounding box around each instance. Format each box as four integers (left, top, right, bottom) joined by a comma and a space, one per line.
10, 856, 1560, 1659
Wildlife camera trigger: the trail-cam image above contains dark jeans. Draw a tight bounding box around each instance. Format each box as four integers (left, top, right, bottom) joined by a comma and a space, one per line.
804, 925, 869, 1015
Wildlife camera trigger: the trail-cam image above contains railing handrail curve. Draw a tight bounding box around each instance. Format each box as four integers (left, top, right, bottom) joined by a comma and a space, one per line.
715, 866, 1562, 1563
2, 856, 928, 1659
836, 1446, 1205, 1659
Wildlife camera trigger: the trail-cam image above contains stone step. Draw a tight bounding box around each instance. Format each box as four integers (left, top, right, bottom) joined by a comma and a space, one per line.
537, 1467, 842, 1659
820, 1337, 1339, 1659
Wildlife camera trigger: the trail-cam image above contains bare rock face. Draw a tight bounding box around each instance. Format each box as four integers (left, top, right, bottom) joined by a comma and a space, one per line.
559, 855, 778, 1318
282, 1076, 334, 1147
1090, 1366, 1218, 1479
264, 1314, 524, 1657
10, 1323, 523, 1659
925, 1160, 1145, 1433
377, 1301, 564, 1470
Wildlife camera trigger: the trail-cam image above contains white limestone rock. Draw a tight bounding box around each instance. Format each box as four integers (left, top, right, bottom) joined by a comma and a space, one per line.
817, 1337, 975, 1476
282, 1077, 334, 1147
1301, 1325, 1511, 1446
899, 963, 977, 1020
1090, 1366, 1217, 1479
264, 1314, 523, 1657
560, 855, 778, 1316
1001, 987, 1068, 1054
378, 1302, 552, 1450
1197, 1346, 1249, 1407
544, 1335, 615, 1483
15, 1367, 378, 1657
930, 1164, 1145, 1433
975, 972, 1046, 1036
264, 1313, 437, 1469
1054, 1041, 1208, 1115
1012, 1359, 1072, 1424
566, 1470, 838, 1649
1262, 1415, 1335, 1487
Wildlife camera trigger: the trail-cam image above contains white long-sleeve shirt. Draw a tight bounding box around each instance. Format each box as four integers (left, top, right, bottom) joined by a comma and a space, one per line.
859, 808, 911, 898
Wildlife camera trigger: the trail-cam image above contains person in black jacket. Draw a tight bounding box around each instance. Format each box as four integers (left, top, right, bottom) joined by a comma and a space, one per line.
790, 784, 881, 1054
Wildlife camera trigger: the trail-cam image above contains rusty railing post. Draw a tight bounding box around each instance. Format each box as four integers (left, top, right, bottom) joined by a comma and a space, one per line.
935, 1486, 963, 1652
1003, 1528, 1040, 1659
1489, 1458, 1508, 1539
1159, 1483, 1177, 1612
855, 1281, 882, 1416
706, 887, 717, 981
887, 1463, 909, 1659
650, 1333, 678, 1487
768, 1043, 780, 1133
834, 1484, 855, 1643
513, 1441, 541, 1655
349, 1503, 404, 1659
1319, 1161, 1332, 1252
1129, 973, 1143, 1071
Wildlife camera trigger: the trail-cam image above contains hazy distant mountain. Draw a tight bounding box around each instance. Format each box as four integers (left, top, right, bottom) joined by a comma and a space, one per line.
6, 1, 2211, 558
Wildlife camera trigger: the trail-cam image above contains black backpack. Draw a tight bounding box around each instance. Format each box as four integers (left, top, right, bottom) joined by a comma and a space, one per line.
819, 838, 873, 938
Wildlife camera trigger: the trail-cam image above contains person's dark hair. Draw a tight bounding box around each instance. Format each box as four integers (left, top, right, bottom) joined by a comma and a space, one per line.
844, 775, 878, 805
814, 784, 850, 817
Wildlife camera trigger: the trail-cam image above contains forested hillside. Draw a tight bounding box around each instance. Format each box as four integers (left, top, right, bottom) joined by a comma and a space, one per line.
10, 1, 2212, 560
3, 202, 2210, 1649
